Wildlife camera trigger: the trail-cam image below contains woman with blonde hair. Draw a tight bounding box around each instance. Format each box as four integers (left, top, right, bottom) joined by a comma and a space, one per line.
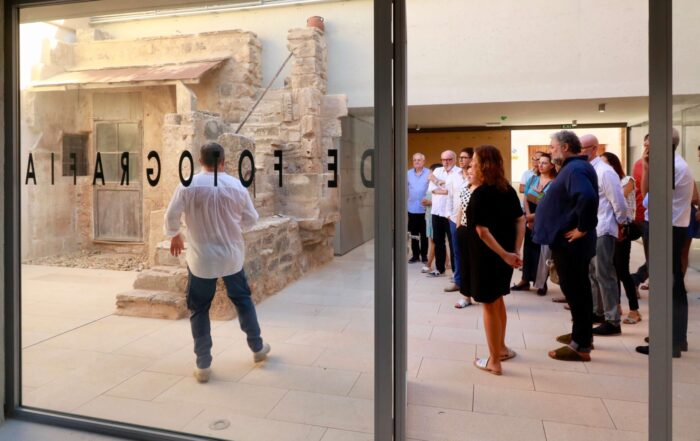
466, 146, 525, 375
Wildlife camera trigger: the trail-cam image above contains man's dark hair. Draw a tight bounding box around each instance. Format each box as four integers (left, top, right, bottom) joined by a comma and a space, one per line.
552, 130, 582, 154
200, 142, 225, 167
461, 147, 474, 157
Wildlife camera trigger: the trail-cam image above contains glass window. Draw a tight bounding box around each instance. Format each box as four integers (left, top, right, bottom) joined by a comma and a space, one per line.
17, 1, 378, 439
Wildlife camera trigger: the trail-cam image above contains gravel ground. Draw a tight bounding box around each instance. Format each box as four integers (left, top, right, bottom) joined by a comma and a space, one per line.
24, 250, 147, 272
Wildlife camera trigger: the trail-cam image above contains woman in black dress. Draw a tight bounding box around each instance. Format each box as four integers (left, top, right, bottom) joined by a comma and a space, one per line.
467, 145, 526, 375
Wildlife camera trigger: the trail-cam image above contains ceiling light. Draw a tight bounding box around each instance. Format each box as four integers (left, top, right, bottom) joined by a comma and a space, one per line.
598, 103, 606, 113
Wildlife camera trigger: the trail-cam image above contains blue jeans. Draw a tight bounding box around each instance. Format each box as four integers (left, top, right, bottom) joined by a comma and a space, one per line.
187, 268, 263, 368
449, 220, 461, 287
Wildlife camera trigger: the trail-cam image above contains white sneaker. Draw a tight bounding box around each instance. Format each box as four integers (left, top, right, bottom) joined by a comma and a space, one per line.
193, 367, 211, 383
421, 266, 431, 273
254, 342, 271, 362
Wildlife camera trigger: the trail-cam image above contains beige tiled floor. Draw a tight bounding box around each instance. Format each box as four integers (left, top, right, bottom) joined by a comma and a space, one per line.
7, 240, 700, 440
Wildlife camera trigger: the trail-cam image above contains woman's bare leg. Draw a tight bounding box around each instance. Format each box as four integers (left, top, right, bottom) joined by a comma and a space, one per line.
482, 300, 503, 373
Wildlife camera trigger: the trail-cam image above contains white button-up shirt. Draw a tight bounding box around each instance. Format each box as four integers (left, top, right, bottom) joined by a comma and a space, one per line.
164, 171, 259, 279
428, 166, 461, 218
642, 153, 694, 227
672, 153, 694, 227
591, 156, 629, 237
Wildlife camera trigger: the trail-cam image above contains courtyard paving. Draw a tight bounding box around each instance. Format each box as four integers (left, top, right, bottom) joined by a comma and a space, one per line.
10, 241, 700, 441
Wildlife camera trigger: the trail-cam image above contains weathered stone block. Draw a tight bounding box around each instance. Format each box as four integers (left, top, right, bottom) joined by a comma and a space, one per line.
116, 289, 188, 320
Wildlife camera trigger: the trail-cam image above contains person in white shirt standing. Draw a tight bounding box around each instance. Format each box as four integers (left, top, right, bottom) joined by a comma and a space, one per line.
165, 142, 270, 383
636, 128, 694, 358
580, 135, 629, 337
428, 150, 460, 277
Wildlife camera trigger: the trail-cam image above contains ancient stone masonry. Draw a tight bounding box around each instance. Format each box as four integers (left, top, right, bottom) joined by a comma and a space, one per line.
22, 22, 346, 321
112, 25, 347, 320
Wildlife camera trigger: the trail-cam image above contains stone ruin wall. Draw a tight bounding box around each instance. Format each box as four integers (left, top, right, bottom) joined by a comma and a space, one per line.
21, 29, 261, 260
20, 23, 347, 320
115, 27, 348, 320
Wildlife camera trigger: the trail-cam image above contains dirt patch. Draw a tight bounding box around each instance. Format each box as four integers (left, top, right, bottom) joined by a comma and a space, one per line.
25, 250, 147, 272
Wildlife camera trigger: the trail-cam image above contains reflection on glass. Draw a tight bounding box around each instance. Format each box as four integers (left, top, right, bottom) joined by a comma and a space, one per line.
673, 2, 700, 433
19, 2, 375, 439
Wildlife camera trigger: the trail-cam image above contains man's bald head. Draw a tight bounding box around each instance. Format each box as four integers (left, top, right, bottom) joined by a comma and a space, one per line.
579, 134, 600, 161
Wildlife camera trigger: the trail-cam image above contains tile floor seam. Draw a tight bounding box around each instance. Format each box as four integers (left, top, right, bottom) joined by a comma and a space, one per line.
345, 371, 363, 398
146, 374, 188, 403
264, 389, 291, 419
415, 356, 426, 378
22, 313, 115, 350
176, 407, 207, 432
600, 398, 619, 430
541, 419, 548, 441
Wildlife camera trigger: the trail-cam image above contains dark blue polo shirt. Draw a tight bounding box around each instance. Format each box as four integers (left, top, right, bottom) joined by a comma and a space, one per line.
533, 155, 599, 258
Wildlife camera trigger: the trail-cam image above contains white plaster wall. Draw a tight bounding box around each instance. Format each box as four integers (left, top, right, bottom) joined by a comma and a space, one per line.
511, 127, 625, 186
89, 0, 700, 109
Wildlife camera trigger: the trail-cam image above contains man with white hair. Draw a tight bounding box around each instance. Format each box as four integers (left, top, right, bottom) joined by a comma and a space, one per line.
580, 134, 629, 337
407, 152, 430, 263
428, 150, 460, 277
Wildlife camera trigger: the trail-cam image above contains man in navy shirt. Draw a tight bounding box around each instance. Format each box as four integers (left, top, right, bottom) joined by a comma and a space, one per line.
534, 130, 599, 362
408, 153, 431, 263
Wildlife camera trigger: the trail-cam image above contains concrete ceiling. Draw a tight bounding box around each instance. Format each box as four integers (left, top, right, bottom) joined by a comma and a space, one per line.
407, 96, 700, 129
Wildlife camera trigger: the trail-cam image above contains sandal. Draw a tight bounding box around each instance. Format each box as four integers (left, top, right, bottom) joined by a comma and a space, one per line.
623, 312, 642, 324
640, 282, 649, 290
474, 357, 502, 375
500, 348, 517, 361
454, 298, 472, 309
548, 345, 591, 362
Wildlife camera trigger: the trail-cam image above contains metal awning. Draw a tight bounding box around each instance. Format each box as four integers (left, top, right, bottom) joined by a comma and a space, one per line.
29, 59, 226, 91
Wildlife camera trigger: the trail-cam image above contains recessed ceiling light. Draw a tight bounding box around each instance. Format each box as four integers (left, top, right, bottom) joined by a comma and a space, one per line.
598, 103, 606, 113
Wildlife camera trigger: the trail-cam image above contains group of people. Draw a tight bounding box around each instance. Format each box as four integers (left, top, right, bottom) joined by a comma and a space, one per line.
408, 129, 695, 375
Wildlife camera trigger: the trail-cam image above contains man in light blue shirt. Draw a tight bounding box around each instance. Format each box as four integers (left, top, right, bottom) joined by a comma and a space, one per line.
408, 153, 430, 263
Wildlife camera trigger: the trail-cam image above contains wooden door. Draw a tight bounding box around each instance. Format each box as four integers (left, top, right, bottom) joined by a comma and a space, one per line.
93, 121, 143, 242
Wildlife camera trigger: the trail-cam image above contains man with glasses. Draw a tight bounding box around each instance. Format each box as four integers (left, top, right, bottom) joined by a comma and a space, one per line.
581, 134, 629, 337
428, 150, 460, 277
535, 130, 598, 361
519, 151, 544, 194
407, 153, 430, 263
444, 148, 473, 292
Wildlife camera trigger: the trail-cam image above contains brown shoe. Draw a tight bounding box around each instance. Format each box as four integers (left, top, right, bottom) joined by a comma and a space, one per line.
548, 345, 591, 362
552, 295, 567, 303
556, 333, 594, 349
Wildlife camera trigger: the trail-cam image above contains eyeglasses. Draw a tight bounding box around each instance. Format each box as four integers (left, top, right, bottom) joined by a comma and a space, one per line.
459, 156, 470, 160
581, 145, 597, 150
441, 158, 454, 161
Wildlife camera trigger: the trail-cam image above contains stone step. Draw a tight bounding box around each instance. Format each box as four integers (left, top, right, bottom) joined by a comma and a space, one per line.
133, 266, 188, 293
115, 289, 187, 320
154, 241, 187, 267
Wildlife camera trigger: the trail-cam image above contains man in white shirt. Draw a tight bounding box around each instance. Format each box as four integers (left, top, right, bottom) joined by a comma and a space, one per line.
428, 150, 460, 276
165, 142, 270, 383
636, 128, 694, 358
580, 135, 629, 337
